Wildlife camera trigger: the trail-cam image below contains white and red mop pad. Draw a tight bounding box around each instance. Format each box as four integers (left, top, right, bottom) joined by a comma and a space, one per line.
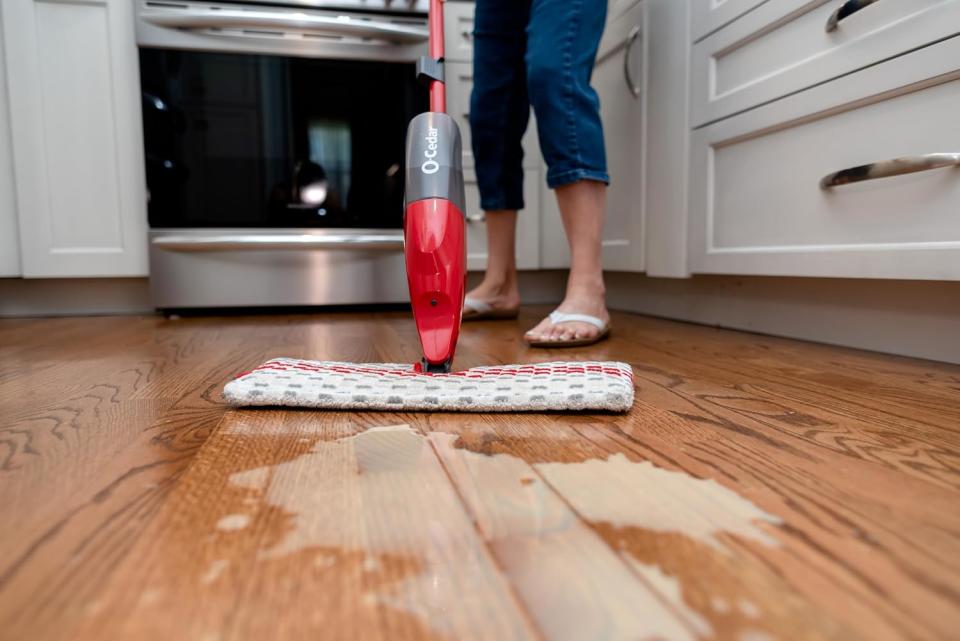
224, 358, 635, 412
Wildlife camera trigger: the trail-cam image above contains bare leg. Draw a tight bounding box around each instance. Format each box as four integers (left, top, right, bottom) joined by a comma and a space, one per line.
525, 180, 610, 342
464, 210, 521, 310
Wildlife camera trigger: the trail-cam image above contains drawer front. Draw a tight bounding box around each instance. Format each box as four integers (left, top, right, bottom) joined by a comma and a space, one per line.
446, 61, 541, 171
444, 1, 475, 63
691, 0, 770, 42
691, 0, 960, 126
689, 40, 960, 280
464, 168, 541, 270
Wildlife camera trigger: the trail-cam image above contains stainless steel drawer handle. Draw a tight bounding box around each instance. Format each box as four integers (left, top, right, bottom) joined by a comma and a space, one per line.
820, 153, 960, 189
152, 234, 405, 251
623, 25, 641, 99
466, 212, 486, 223
825, 0, 881, 33
141, 9, 429, 43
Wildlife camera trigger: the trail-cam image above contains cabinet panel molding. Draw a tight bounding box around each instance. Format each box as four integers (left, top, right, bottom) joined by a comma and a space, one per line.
0, 3, 21, 276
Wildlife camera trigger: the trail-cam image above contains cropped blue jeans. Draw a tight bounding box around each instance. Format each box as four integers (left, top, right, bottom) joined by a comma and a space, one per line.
469, 0, 609, 211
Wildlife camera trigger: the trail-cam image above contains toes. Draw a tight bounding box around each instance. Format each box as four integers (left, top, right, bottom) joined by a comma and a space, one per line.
525, 320, 553, 342
573, 323, 596, 341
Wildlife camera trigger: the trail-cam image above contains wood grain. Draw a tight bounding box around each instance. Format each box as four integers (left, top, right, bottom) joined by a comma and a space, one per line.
1, 308, 958, 641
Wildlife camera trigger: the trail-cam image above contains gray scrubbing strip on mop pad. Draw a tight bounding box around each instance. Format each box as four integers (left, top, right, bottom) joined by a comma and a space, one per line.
224, 358, 635, 412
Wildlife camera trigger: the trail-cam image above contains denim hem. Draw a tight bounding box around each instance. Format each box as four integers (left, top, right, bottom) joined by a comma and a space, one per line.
479, 197, 526, 212
546, 168, 610, 189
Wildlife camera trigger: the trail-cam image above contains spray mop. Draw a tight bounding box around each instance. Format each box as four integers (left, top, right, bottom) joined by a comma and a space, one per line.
224, 0, 634, 412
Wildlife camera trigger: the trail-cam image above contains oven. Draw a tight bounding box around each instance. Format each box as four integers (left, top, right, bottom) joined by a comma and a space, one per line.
135, 0, 430, 308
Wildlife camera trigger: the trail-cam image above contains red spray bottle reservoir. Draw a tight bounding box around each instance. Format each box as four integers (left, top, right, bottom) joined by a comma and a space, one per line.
404, 197, 465, 368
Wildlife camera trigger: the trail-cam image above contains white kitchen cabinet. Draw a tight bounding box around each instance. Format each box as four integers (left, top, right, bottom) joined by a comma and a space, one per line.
0, 3, 20, 277
1, 0, 148, 277
594, 0, 646, 272
688, 36, 960, 280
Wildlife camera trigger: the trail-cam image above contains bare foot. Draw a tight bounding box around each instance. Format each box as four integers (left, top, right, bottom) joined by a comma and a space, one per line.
465, 275, 521, 313
524, 286, 609, 343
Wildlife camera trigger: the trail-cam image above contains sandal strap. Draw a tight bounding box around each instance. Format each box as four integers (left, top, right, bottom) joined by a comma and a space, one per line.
464, 298, 492, 314
549, 310, 607, 330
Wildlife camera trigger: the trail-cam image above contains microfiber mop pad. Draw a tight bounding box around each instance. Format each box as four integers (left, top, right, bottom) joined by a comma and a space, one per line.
224, 358, 634, 412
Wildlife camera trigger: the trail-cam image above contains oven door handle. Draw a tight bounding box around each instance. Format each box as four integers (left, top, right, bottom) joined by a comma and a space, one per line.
141, 9, 429, 43
152, 234, 406, 252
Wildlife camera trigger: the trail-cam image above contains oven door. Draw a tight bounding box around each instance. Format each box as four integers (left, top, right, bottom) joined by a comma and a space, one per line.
137, 2, 429, 230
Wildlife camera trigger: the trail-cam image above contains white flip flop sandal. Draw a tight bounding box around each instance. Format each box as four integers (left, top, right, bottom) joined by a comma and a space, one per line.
525, 310, 611, 348
462, 297, 520, 321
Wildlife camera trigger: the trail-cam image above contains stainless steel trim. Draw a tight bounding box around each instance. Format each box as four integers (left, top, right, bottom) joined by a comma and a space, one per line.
820, 153, 960, 189
466, 212, 485, 223
152, 233, 405, 251
141, 8, 428, 43
147, 229, 409, 307
623, 25, 641, 99
825, 0, 881, 33
220, 0, 429, 12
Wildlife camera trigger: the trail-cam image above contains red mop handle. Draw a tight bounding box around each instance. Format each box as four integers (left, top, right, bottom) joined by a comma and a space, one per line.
428, 0, 446, 113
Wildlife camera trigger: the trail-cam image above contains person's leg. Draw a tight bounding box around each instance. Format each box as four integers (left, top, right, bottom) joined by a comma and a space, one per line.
466, 0, 532, 311
524, 0, 610, 342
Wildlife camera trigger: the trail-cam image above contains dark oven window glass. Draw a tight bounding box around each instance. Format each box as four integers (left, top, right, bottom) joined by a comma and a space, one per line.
140, 49, 428, 229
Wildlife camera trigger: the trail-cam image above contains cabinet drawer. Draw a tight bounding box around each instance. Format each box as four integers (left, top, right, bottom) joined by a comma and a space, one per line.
689, 39, 960, 280
691, 0, 960, 126
463, 168, 541, 270
444, 0, 475, 63
691, 0, 770, 42
446, 61, 541, 171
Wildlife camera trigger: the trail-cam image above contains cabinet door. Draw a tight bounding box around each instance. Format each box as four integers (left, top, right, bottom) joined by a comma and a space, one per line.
0, 3, 20, 277
593, 1, 646, 272
1, 0, 148, 277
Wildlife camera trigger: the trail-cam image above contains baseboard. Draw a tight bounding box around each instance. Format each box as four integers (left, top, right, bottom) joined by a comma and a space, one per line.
0, 278, 154, 317
606, 273, 960, 364
4, 273, 957, 365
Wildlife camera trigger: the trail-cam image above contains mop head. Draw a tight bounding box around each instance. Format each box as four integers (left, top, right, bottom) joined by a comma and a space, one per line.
224, 358, 634, 412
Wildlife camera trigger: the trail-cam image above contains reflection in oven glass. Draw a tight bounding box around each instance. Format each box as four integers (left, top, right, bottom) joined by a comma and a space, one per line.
139, 50, 427, 229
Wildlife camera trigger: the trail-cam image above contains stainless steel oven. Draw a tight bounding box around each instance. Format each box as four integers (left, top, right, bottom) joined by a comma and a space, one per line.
135, 0, 430, 308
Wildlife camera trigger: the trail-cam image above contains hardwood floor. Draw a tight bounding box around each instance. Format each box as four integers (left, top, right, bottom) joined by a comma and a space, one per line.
1, 308, 958, 641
